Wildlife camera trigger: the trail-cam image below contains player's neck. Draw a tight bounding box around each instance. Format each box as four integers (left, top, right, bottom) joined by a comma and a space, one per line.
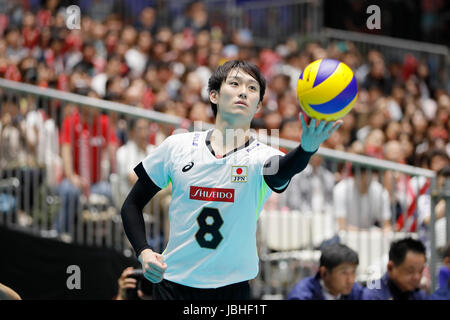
210, 123, 252, 156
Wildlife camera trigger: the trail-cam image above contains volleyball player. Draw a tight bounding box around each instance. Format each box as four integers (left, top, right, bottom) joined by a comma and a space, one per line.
121, 60, 342, 299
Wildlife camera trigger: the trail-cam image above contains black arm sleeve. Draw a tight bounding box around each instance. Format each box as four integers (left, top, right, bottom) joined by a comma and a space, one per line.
120, 162, 161, 258
263, 145, 316, 193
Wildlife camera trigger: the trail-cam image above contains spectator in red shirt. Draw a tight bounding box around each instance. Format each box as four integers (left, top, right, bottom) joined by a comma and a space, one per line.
54, 104, 118, 235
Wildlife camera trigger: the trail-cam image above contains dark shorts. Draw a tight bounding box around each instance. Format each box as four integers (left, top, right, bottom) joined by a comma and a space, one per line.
152, 279, 251, 300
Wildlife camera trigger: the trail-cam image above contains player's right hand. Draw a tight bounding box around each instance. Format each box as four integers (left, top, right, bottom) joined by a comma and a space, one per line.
138, 249, 167, 283
299, 113, 342, 153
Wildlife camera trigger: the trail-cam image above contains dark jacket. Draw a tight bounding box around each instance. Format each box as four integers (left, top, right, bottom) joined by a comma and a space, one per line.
287, 272, 364, 300
429, 283, 449, 300
362, 273, 428, 300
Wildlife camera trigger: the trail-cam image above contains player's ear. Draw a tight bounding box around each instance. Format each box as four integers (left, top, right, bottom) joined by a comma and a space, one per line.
209, 90, 219, 105
255, 101, 262, 114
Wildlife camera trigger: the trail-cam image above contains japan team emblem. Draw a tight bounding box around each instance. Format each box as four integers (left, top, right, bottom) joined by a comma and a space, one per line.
231, 166, 248, 183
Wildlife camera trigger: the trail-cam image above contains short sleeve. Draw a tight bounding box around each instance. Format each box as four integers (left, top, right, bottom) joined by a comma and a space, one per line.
258, 146, 285, 176
136, 135, 174, 189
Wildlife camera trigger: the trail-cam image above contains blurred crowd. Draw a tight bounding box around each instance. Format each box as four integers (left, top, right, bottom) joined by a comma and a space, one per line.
0, 0, 449, 234
0, 0, 448, 302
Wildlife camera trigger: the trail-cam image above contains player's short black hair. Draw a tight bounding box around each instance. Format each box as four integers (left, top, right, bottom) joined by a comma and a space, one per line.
320, 244, 359, 272
207, 60, 266, 118
389, 238, 426, 266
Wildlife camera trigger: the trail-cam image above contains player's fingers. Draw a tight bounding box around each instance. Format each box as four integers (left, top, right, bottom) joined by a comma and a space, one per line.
155, 253, 165, 263
156, 257, 168, 270
146, 261, 165, 272
144, 272, 162, 283
153, 256, 168, 271
328, 120, 343, 135
316, 120, 326, 133
309, 118, 316, 131
145, 266, 164, 278
323, 121, 335, 135
299, 112, 307, 129
144, 262, 165, 274
144, 271, 158, 283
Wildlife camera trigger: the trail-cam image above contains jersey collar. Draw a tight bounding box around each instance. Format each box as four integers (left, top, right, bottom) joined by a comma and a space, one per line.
205, 129, 255, 159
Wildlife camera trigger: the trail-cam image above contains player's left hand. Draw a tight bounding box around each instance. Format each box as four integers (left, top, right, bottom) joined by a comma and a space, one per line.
299, 113, 343, 153
139, 249, 167, 284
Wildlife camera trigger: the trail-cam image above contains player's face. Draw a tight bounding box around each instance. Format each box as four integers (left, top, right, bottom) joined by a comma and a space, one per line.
211, 68, 261, 123
388, 252, 425, 292
323, 263, 357, 296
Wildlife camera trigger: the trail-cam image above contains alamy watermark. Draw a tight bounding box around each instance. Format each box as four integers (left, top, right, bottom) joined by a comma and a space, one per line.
365, 265, 382, 289
66, 265, 81, 290
366, 5, 381, 30
65, 5, 81, 30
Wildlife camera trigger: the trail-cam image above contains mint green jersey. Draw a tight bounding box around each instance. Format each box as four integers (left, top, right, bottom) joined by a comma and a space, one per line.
140, 129, 284, 288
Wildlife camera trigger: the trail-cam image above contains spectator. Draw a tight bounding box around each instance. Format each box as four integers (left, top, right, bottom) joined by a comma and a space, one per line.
356, 105, 387, 144
278, 155, 335, 214
333, 165, 392, 231
86, 0, 115, 23
116, 118, 154, 205
91, 54, 125, 98
279, 117, 301, 143
55, 105, 118, 235
363, 237, 428, 300
114, 267, 153, 300
134, 7, 158, 35
287, 244, 363, 300
383, 140, 409, 229
172, 1, 210, 34
0, 95, 45, 226
125, 30, 152, 78
73, 42, 97, 77
417, 166, 450, 250
428, 149, 449, 172
364, 128, 385, 159
5, 27, 27, 64
362, 55, 392, 95
188, 101, 212, 123
263, 110, 282, 132
429, 243, 450, 300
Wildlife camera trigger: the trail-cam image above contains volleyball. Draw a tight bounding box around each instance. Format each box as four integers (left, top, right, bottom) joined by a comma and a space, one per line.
296, 58, 358, 121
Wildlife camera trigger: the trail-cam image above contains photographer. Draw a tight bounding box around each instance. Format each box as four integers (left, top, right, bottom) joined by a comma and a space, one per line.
114, 267, 153, 300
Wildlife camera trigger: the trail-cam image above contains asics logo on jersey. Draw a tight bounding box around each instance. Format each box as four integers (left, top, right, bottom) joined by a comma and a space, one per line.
190, 186, 235, 202
182, 161, 194, 172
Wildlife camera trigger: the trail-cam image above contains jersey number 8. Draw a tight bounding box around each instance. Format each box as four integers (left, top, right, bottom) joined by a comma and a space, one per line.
195, 207, 223, 249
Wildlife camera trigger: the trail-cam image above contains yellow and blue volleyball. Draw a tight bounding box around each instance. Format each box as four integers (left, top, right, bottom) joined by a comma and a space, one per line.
296, 59, 358, 121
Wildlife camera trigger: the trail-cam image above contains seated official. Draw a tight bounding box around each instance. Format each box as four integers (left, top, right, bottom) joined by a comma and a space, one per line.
363, 238, 428, 300
429, 283, 449, 300
287, 244, 363, 300
429, 243, 450, 300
